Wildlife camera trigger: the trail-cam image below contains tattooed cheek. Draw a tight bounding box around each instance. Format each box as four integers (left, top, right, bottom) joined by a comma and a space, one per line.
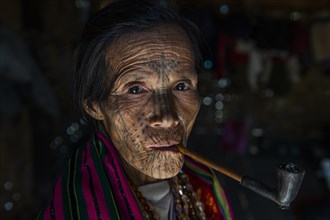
113, 102, 137, 112
137, 115, 144, 121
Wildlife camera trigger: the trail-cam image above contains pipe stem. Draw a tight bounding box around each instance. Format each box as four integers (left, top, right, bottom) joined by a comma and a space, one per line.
177, 145, 242, 182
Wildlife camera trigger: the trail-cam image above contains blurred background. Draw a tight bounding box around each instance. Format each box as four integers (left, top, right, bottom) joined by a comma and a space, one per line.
0, 0, 330, 219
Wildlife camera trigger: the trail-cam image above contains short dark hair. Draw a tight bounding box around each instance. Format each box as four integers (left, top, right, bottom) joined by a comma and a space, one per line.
74, 0, 202, 128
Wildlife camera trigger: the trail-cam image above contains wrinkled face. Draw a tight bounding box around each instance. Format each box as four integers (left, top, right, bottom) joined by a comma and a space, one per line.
101, 25, 200, 180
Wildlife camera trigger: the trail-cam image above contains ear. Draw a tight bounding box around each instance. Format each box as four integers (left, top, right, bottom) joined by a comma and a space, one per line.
84, 101, 105, 121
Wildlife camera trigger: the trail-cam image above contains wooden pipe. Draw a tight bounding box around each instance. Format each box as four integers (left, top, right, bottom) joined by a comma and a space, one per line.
177, 145, 305, 209
177, 145, 242, 182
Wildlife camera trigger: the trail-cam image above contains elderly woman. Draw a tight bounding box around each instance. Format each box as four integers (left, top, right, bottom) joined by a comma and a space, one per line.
37, 0, 232, 219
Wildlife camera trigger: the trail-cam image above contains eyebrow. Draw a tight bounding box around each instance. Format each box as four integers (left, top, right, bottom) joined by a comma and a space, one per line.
115, 70, 151, 85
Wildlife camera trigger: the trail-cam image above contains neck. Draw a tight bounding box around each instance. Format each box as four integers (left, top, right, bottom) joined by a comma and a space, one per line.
120, 157, 160, 186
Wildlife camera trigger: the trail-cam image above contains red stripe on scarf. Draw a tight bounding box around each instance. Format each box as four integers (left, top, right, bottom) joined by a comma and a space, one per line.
53, 176, 64, 218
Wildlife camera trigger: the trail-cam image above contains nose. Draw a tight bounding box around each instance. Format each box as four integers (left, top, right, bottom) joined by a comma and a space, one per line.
148, 93, 179, 128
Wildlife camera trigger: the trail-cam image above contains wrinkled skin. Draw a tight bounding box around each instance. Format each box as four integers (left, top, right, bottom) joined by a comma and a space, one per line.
90, 25, 200, 185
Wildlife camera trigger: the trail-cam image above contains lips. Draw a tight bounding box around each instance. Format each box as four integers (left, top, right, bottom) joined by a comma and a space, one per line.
150, 145, 179, 152
148, 142, 180, 152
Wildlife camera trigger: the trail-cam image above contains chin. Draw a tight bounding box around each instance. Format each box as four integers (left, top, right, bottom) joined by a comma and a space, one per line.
145, 156, 184, 180
146, 170, 180, 180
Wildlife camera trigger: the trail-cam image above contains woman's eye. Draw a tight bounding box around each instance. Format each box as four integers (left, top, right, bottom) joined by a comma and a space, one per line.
174, 82, 188, 91
128, 85, 142, 94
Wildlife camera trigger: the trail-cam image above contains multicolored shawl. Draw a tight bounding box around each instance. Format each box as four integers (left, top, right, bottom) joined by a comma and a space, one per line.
36, 131, 233, 220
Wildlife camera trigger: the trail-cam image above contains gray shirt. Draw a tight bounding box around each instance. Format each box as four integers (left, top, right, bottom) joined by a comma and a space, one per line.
138, 180, 175, 220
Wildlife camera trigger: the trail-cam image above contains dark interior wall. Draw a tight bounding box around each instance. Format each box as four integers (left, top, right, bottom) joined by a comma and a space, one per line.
0, 0, 85, 219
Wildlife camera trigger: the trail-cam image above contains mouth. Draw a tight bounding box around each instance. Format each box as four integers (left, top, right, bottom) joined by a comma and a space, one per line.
148, 143, 180, 152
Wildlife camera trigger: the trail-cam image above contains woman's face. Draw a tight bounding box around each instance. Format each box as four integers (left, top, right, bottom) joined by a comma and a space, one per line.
99, 25, 200, 181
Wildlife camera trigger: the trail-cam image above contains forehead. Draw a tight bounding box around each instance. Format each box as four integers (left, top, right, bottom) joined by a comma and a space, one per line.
106, 24, 195, 79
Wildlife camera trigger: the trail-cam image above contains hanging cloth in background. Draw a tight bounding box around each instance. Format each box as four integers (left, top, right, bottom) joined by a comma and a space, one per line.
311, 21, 330, 63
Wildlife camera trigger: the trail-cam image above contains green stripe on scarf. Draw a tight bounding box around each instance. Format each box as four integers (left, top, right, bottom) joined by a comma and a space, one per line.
61, 161, 71, 219
90, 136, 120, 218
73, 147, 88, 219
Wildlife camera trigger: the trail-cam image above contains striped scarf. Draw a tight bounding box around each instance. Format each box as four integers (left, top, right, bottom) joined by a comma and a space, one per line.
37, 131, 233, 220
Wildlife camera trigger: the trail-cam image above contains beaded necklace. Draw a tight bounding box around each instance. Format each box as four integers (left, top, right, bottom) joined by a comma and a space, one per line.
129, 170, 206, 220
